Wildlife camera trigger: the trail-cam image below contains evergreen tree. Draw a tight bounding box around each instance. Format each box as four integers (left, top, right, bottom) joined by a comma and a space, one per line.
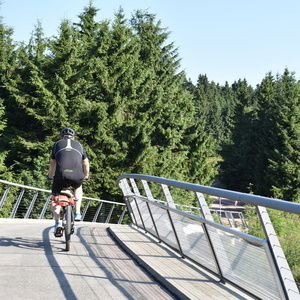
130, 11, 218, 184
193, 75, 237, 149
220, 79, 256, 192
3, 21, 54, 185
252, 73, 277, 195
0, 21, 18, 179
261, 70, 300, 201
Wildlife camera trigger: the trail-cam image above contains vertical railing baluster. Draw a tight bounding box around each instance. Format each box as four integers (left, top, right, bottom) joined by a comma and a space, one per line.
166, 209, 184, 257
146, 202, 161, 241
81, 200, 90, 221
39, 195, 51, 219
134, 197, 146, 231
126, 197, 138, 225
196, 192, 213, 221
119, 179, 137, 225
24, 191, 39, 219
161, 184, 176, 208
257, 206, 296, 300
201, 222, 225, 283
129, 178, 140, 195
129, 178, 145, 226
105, 204, 115, 223
0, 186, 11, 209
93, 202, 103, 222
141, 180, 154, 199
129, 179, 147, 228
118, 206, 127, 224
10, 188, 25, 218
142, 180, 161, 240
196, 192, 226, 283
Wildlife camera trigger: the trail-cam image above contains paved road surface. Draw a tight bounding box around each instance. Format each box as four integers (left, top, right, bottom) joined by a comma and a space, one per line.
0, 219, 173, 300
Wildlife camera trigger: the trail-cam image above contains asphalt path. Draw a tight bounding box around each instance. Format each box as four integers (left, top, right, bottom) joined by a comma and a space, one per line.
0, 219, 173, 300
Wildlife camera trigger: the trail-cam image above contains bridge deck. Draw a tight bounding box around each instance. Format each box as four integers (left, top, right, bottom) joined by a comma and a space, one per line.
0, 219, 252, 299
109, 224, 252, 300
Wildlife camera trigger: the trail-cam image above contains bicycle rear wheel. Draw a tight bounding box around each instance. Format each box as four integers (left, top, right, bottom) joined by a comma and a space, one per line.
65, 205, 72, 251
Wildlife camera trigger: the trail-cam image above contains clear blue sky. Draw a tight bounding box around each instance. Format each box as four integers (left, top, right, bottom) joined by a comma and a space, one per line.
1, 0, 300, 87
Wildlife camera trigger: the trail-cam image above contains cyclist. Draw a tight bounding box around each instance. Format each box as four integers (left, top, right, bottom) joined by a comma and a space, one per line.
48, 127, 90, 237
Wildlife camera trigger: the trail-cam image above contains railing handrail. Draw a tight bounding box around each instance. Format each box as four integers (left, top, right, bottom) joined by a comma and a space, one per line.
118, 173, 300, 299
0, 179, 125, 206
132, 194, 266, 246
118, 174, 300, 214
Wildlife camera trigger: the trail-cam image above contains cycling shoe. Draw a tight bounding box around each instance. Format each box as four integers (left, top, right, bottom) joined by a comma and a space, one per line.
74, 213, 82, 221
54, 222, 63, 237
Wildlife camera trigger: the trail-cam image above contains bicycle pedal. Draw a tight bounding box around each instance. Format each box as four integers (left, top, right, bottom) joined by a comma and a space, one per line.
54, 227, 63, 237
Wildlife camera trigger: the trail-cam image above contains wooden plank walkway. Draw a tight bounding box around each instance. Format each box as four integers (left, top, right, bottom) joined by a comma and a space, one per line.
0, 219, 255, 299
108, 224, 254, 300
0, 220, 173, 300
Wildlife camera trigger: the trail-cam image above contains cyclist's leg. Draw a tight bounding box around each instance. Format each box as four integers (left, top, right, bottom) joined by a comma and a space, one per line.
51, 202, 62, 223
74, 185, 83, 215
52, 177, 63, 227
64, 177, 82, 221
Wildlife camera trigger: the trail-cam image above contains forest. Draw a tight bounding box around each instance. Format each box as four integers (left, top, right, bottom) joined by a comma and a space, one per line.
0, 4, 299, 205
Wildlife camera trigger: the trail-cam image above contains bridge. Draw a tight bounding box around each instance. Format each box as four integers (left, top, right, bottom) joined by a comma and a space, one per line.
0, 175, 299, 300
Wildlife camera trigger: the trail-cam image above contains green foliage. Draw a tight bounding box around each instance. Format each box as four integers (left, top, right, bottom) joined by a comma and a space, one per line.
0, 4, 218, 201
245, 208, 300, 284
252, 70, 300, 201
193, 75, 237, 148
0, 3, 298, 208
219, 79, 256, 191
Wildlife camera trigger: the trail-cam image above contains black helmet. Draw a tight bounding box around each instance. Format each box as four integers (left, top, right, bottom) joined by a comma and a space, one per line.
60, 127, 75, 137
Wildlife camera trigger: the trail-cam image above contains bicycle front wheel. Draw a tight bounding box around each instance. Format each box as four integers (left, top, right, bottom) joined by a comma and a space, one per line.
65, 205, 72, 251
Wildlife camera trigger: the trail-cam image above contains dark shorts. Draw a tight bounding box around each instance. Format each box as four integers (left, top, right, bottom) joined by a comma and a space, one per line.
52, 177, 82, 195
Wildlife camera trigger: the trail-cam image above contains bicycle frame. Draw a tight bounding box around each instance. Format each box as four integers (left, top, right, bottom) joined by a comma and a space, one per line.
52, 192, 76, 251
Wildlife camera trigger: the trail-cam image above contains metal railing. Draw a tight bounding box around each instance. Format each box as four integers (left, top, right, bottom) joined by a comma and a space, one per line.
0, 179, 127, 224
118, 174, 300, 300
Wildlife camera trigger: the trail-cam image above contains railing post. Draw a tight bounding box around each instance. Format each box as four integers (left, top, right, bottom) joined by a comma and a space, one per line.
134, 197, 147, 231
24, 191, 39, 219
141, 179, 161, 240
128, 179, 148, 230
196, 192, 213, 221
105, 204, 115, 223
10, 188, 25, 218
225, 211, 235, 228
146, 202, 161, 241
92, 202, 103, 222
119, 179, 137, 225
81, 200, 90, 220
118, 206, 127, 224
141, 180, 154, 200
0, 186, 10, 209
125, 197, 137, 225
161, 184, 176, 208
129, 178, 141, 196
257, 206, 299, 299
196, 192, 226, 283
166, 209, 184, 257
39, 195, 51, 219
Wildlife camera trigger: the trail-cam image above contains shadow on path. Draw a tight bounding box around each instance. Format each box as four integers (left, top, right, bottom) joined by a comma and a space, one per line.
43, 227, 78, 300
0, 236, 45, 250
77, 227, 135, 300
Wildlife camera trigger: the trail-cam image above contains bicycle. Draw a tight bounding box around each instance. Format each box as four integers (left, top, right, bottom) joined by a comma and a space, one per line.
52, 189, 76, 251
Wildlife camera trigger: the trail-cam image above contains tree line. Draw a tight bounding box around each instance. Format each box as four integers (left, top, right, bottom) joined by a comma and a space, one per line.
0, 4, 299, 203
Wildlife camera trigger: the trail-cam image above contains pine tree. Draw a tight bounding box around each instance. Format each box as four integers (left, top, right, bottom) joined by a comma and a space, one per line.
192, 75, 237, 149
252, 73, 277, 195
220, 79, 256, 191
264, 70, 300, 201
0, 21, 19, 179
0, 5, 220, 203
3, 21, 53, 184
